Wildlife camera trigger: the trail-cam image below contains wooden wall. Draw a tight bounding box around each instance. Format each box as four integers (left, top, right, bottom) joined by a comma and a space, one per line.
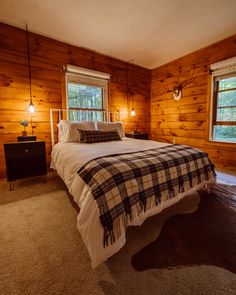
151, 34, 236, 172
1, 21, 235, 179
0, 22, 151, 178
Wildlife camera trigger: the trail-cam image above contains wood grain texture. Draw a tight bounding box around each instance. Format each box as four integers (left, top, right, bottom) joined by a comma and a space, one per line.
0, 22, 151, 178
151, 34, 236, 172
0, 21, 235, 178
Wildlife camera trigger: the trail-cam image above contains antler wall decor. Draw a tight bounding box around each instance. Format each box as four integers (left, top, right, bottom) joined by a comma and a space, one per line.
164, 68, 196, 101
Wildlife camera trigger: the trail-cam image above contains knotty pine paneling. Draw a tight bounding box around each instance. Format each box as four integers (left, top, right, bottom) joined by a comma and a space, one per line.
0, 22, 151, 178
151, 34, 236, 172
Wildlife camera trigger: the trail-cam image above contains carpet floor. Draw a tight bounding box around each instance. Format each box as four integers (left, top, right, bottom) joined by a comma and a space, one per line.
0, 173, 235, 295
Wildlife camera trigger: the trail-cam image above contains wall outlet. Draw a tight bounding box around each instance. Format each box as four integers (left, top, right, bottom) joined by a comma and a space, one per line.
173, 139, 176, 144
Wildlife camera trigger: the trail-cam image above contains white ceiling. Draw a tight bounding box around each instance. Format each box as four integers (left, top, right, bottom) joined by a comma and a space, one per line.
0, 0, 236, 69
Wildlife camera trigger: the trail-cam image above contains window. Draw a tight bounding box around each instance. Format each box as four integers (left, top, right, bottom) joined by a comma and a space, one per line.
65, 65, 110, 122
210, 57, 236, 143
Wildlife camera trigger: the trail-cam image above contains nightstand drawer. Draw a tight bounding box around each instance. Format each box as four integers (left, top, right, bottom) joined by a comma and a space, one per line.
4, 142, 45, 159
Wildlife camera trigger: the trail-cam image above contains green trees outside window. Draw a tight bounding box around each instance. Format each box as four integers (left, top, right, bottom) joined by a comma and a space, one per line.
67, 83, 103, 122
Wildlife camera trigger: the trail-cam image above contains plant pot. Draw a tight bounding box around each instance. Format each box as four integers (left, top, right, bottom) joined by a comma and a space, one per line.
22, 131, 27, 136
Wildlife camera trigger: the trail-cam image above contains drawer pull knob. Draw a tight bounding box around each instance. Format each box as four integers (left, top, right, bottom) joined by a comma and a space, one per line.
25, 149, 29, 152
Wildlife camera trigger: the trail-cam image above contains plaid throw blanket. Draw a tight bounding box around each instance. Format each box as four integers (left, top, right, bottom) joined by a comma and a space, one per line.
78, 144, 216, 247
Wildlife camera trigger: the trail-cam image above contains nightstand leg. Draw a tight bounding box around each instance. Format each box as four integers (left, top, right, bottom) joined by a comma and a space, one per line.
9, 181, 15, 191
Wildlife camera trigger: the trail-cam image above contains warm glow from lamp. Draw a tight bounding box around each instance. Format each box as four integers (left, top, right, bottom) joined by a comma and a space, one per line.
28, 101, 35, 113
130, 108, 136, 117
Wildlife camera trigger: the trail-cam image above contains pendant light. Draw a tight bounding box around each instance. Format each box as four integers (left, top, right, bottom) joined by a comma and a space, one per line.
26, 24, 35, 114
129, 60, 136, 117
130, 108, 136, 117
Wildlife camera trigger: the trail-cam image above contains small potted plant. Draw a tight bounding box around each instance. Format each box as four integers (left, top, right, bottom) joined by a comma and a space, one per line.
19, 120, 29, 136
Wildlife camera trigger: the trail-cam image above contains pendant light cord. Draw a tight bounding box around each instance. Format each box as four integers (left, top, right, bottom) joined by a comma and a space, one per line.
126, 62, 129, 110
26, 24, 33, 103
127, 59, 134, 110
131, 60, 133, 109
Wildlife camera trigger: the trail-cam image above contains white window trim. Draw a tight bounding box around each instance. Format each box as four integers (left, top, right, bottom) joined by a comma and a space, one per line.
209, 74, 215, 141
209, 56, 236, 143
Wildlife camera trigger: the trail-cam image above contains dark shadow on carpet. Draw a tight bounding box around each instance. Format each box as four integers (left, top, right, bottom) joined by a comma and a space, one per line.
131, 184, 236, 274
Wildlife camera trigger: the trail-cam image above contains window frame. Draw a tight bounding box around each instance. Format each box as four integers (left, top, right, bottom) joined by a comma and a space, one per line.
65, 71, 109, 121
210, 72, 236, 144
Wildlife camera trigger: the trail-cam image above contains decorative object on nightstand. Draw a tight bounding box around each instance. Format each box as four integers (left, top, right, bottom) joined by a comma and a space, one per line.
125, 132, 148, 140
19, 120, 29, 136
4, 141, 47, 190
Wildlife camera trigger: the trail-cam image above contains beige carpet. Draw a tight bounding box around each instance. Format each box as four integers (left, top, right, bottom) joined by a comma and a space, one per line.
0, 173, 235, 295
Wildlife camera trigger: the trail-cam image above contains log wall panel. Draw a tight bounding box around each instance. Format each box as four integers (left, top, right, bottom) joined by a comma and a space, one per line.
1, 21, 235, 178
0, 22, 151, 178
151, 34, 236, 172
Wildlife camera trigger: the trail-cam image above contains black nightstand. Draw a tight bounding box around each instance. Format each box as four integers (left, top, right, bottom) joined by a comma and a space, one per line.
4, 141, 47, 190
125, 132, 149, 140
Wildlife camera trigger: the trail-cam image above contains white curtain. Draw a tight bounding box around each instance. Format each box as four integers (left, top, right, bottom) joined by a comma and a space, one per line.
65, 65, 110, 88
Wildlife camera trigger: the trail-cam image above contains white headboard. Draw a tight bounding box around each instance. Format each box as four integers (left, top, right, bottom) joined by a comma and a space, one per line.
50, 108, 121, 147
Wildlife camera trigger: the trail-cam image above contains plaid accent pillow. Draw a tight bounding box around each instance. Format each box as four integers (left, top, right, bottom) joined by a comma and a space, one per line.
78, 129, 121, 143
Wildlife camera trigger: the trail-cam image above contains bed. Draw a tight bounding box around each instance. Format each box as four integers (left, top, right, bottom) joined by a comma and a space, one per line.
50, 109, 216, 268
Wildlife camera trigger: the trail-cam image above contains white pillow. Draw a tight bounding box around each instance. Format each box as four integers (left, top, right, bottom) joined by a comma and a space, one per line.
57, 120, 96, 143
96, 121, 125, 138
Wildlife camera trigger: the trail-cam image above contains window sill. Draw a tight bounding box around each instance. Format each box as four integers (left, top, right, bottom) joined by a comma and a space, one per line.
206, 139, 236, 149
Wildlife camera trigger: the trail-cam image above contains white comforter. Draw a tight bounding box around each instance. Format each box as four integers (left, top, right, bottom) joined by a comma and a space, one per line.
51, 138, 214, 268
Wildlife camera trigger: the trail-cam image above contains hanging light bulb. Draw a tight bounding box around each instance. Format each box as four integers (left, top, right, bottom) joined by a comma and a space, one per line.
130, 108, 136, 117
28, 100, 35, 113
